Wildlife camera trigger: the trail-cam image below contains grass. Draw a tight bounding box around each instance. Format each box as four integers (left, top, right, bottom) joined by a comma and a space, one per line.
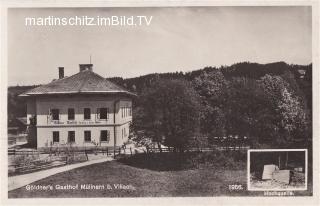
117, 150, 247, 171
8, 152, 312, 198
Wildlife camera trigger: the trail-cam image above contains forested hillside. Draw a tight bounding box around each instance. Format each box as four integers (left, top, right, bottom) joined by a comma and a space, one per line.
8, 61, 312, 148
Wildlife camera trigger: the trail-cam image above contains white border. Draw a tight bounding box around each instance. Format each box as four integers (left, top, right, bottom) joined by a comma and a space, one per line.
247, 149, 308, 191
1, 1, 319, 206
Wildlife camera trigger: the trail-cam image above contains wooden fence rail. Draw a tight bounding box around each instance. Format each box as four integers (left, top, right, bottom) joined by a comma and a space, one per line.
8, 145, 250, 156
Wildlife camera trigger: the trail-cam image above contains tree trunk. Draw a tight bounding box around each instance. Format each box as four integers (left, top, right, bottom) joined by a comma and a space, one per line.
157, 142, 162, 153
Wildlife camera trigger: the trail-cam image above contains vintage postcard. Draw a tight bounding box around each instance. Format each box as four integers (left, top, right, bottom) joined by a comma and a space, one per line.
0, 0, 319, 205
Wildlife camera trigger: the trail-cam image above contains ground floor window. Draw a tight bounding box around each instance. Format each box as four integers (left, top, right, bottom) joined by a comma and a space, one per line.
68, 131, 75, 143
122, 128, 126, 139
100, 130, 110, 142
84, 130, 91, 142
122, 128, 123, 139
53, 131, 59, 143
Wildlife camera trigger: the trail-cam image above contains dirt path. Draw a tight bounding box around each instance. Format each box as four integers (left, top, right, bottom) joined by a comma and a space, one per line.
8, 157, 113, 191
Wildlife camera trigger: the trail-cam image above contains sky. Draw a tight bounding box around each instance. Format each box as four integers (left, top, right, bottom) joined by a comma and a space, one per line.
8, 6, 312, 86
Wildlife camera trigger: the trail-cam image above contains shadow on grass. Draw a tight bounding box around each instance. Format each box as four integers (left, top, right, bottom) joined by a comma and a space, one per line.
117, 151, 247, 171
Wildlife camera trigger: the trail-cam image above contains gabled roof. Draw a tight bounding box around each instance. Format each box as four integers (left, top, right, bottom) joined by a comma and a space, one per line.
20, 70, 135, 97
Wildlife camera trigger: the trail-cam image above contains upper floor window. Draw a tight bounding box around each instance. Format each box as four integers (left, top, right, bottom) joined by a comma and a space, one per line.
84, 108, 91, 120
50, 109, 59, 120
121, 107, 132, 118
100, 130, 110, 142
53, 131, 59, 143
84, 131, 91, 142
97, 108, 109, 120
68, 108, 75, 120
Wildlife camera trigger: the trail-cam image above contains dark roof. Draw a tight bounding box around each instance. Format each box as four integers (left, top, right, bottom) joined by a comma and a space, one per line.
20, 70, 135, 96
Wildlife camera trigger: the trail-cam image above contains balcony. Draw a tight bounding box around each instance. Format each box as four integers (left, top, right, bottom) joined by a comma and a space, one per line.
47, 116, 109, 125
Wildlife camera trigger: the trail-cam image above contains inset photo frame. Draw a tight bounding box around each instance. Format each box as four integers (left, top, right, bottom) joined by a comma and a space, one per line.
247, 149, 308, 191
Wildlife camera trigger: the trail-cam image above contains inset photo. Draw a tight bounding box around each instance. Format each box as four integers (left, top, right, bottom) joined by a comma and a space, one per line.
248, 149, 307, 191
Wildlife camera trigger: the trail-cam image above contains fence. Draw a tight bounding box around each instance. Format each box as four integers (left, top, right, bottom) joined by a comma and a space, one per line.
8, 148, 111, 175
8, 143, 250, 175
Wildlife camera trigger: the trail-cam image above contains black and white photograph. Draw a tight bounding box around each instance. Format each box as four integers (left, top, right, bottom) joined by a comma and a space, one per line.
248, 149, 307, 191
0, 1, 319, 205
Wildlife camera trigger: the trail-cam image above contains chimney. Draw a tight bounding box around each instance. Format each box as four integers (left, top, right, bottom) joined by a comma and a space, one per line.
58, 67, 64, 79
79, 64, 93, 72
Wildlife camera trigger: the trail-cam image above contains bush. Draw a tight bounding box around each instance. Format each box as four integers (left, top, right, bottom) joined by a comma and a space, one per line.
186, 151, 246, 170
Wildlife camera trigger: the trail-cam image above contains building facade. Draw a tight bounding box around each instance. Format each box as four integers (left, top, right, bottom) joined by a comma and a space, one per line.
20, 64, 135, 149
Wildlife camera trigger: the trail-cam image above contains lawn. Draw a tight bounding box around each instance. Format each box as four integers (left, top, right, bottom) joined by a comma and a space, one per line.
8, 152, 312, 198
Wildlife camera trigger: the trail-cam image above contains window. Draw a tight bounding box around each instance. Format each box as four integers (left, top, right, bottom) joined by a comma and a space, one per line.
53, 131, 59, 143
68, 131, 75, 143
122, 128, 124, 139
68, 108, 75, 120
121, 107, 130, 118
51, 109, 59, 120
84, 131, 91, 142
100, 130, 110, 142
122, 128, 127, 139
98, 108, 109, 120
84, 108, 91, 120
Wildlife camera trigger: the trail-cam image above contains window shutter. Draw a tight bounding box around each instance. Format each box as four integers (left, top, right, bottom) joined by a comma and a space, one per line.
107, 108, 109, 120
97, 108, 100, 120
48, 109, 52, 121
107, 130, 110, 142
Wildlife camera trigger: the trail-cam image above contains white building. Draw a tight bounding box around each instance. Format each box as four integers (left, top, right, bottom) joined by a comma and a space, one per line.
20, 64, 135, 150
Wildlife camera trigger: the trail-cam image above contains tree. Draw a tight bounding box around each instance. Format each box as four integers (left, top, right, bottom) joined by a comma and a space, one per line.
132, 79, 201, 151
224, 77, 268, 143
258, 74, 309, 147
192, 69, 228, 104
192, 70, 228, 141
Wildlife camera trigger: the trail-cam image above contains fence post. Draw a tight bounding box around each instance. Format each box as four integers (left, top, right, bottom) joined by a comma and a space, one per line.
106, 148, 109, 156
130, 147, 132, 156
118, 147, 121, 155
